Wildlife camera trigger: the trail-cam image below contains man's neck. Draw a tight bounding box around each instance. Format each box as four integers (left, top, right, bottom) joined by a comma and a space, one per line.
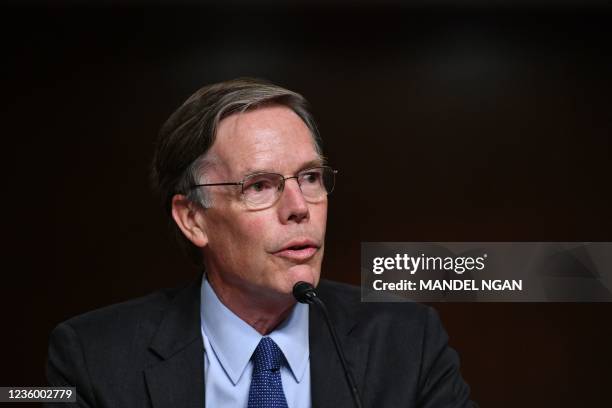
207, 274, 296, 335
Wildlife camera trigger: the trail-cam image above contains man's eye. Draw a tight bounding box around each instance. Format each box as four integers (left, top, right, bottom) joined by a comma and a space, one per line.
301, 171, 321, 184
245, 180, 273, 192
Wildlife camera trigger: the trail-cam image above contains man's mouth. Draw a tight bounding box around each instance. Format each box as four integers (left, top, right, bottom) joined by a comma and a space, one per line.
273, 240, 319, 262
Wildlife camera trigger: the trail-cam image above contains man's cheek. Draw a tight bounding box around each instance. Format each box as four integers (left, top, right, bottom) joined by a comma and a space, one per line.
311, 205, 328, 235
241, 217, 269, 245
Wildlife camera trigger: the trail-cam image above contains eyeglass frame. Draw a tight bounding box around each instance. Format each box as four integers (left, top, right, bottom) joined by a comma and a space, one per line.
189, 165, 338, 207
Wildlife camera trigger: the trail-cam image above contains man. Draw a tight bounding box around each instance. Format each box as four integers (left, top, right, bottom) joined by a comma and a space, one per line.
47, 78, 474, 407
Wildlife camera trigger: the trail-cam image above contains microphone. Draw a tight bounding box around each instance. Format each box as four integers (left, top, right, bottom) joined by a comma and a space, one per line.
293, 281, 319, 304
293, 282, 363, 408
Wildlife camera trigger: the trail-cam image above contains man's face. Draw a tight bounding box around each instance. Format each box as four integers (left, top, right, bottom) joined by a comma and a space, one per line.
200, 104, 328, 303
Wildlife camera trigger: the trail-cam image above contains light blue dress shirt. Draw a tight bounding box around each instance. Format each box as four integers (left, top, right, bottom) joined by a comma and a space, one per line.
200, 278, 311, 408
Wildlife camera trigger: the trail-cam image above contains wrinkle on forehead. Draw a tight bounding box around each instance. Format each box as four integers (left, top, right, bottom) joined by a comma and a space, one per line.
208, 105, 321, 180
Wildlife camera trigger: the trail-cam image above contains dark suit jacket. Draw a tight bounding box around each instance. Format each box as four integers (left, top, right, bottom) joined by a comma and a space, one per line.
46, 278, 474, 407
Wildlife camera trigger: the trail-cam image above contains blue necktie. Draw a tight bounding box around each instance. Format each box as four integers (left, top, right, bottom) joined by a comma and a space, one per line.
247, 337, 289, 408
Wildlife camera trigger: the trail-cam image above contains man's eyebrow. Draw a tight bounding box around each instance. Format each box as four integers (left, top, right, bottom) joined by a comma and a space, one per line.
298, 159, 326, 171
240, 159, 326, 178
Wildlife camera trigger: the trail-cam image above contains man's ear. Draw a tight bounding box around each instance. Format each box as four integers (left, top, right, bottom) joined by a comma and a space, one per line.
171, 194, 209, 248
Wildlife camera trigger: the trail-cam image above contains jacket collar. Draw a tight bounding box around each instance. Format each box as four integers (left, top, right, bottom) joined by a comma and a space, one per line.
145, 276, 204, 408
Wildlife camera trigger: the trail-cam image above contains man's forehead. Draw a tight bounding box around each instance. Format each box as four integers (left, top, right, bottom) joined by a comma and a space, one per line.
217, 104, 306, 139
208, 105, 321, 178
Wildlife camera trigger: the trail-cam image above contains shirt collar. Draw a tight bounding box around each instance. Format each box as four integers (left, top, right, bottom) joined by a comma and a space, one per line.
200, 278, 310, 385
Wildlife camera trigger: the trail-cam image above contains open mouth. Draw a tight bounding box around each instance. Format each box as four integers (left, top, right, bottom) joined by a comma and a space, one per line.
274, 242, 319, 261
288, 244, 311, 251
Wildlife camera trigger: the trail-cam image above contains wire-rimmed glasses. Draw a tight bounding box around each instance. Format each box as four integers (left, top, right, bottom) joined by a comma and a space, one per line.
190, 166, 337, 210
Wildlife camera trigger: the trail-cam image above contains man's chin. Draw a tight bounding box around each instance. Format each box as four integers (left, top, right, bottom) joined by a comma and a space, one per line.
284, 264, 320, 290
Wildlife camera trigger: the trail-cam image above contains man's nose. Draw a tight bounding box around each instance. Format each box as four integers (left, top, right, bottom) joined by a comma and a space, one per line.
278, 178, 309, 224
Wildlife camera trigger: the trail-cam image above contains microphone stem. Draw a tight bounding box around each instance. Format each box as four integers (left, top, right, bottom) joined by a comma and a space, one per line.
311, 296, 363, 408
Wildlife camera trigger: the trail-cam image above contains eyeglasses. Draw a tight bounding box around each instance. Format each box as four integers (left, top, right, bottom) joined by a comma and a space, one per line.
190, 166, 338, 210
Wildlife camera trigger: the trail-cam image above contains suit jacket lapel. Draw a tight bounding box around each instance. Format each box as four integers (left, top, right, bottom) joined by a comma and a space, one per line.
145, 278, 205, 408
309, 284, 367, 408
142, 278, 367, 408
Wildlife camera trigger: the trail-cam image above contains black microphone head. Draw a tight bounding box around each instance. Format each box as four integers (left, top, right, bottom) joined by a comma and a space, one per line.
293, 281, 317, 304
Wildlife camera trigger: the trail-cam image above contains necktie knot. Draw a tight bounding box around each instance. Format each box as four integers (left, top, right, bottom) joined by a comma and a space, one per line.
252, 337, 284, 373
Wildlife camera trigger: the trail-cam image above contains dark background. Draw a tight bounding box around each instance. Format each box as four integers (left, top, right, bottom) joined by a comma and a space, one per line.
3, 1, 612, 406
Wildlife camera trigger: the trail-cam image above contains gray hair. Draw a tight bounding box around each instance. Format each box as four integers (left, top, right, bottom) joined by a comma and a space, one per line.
151, 78, 322, 264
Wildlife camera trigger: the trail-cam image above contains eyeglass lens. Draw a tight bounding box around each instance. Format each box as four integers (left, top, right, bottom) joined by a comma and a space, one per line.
241, 167, 335, 208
